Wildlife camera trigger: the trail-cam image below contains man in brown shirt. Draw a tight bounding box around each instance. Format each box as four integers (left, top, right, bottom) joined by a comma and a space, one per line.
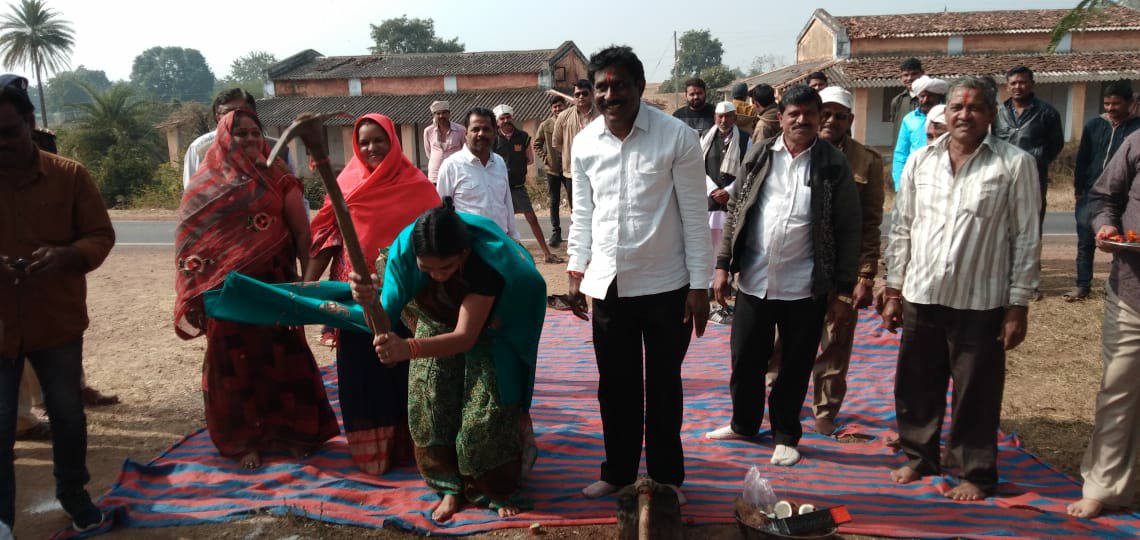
0, 75, 113, 533
552, 79, 598, 178
750, 84, 781, 144
532, 95, 569, 246
812, 86, 884, 435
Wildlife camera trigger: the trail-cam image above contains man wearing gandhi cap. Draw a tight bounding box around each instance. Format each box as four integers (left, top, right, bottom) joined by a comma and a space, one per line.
769, 86, 885, 435
492, 104, 562, 263
423, 100, 466, 184
701, 101, 750, 323
925, 104, 948, 144
892, 75, 947, 191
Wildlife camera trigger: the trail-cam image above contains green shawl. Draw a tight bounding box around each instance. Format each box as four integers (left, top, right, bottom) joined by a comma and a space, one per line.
202, 212, 546, 408
381, 212, 547, 408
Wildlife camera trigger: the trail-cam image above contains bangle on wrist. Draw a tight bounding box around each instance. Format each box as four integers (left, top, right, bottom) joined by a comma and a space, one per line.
567, 270, 584, 279
407, 338, 420, 359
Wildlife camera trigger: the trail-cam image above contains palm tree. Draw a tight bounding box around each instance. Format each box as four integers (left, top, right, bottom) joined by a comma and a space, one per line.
1049, 1, 1140, 51
65, 83, 161, 162
0, 0, 74, 127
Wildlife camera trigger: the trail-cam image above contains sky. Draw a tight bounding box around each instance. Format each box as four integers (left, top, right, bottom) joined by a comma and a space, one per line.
4, 0, 1083, 85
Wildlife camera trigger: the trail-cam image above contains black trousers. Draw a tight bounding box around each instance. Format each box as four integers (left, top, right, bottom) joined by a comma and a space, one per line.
547, 173, 571, 234
729, 293, 827, 446
895, 301, 1006, 494
592, 282, 691, 486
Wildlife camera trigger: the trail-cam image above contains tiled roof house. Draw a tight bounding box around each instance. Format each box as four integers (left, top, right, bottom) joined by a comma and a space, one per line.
724, 7, 1140, 147
254, 41, 587, 173
159, 42, 588, 173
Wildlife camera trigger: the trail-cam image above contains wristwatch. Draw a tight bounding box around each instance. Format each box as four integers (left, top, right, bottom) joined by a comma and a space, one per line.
836, 293, 854, 305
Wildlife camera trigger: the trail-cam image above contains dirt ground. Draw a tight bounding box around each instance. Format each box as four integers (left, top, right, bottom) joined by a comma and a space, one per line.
9, 227, 1118, 538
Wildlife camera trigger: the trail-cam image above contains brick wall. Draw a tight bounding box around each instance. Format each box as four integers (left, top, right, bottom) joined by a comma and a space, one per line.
850, 36, 948, 56
361, 76, 443, 95
457, 73, 537, 91
274, 79, 349, 97
798, 20, 836, 62
553, 55, 587, 87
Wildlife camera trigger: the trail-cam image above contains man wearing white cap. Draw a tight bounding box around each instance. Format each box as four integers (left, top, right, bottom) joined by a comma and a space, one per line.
492, 104, 562, 263
423, 100, 466, 184
892, 75, 947, 192
768, 86, 885, 435
701, 101, 750, 322
925, 104, 948, 145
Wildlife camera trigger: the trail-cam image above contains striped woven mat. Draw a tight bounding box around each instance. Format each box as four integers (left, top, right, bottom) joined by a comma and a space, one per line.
70, 310, 1140, 538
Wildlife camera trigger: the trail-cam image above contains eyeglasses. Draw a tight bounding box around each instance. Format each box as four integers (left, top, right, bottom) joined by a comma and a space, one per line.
573, 92, 590, 97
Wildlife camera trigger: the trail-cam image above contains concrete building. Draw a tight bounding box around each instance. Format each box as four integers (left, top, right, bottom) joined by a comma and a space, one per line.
724, 7, 1140, 148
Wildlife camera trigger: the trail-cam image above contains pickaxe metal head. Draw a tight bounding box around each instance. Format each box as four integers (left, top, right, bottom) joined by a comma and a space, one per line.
266, 111, 351, 168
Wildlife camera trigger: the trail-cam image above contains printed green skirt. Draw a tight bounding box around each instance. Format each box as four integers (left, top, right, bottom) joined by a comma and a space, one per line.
407, 314, 537, 508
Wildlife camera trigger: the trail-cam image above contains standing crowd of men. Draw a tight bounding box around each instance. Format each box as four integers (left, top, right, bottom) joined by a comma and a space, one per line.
657, 55, 1140, 512
5, 40, 1140, 534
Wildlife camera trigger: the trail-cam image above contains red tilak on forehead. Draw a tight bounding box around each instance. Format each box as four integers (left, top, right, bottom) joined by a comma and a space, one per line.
606, 71, 613, 84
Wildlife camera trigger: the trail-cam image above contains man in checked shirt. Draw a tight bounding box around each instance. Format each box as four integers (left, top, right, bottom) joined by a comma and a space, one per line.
882, 77, 1041, 501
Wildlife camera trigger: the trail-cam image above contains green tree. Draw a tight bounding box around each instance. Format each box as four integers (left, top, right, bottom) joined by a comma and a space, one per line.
674, 30, 723, 79
746, 54, 786, 77
59, 83, 164, 200
130, 46, 216, 103
1050, 1, 1140, 51
219, 50, 276, 97
697, 65, 743, 92
0, 0, 74, 128
46, 65, 110, 120
369, 15, 464, 54
226, 50, 276, 83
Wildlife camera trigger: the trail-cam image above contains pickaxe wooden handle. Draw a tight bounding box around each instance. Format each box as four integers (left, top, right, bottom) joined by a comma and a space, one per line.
267, 111, 390, 336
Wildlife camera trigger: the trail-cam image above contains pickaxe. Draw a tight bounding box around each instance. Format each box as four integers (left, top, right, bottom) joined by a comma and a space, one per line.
267, 111, 390, 336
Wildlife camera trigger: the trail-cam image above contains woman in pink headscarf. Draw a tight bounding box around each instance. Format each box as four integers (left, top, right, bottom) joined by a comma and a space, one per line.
304, 113, 440, 475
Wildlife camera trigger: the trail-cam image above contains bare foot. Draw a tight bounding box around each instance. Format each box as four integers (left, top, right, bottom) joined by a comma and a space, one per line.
239, 451, 261, 469
945, 480, 986, 501
497, 505, 519, 518
1067, 498, 1105, 518
814, 417, 836, 436
890, 465, 921, 484
432, 494, 462, 522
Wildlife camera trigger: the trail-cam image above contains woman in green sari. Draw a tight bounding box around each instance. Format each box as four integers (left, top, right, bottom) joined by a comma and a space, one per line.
350, 198, 546, 521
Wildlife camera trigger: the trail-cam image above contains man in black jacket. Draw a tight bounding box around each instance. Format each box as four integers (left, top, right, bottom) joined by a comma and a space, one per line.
994, 66, 1064, 227
1067, 82, 1140, 301
704, 85, 860, 467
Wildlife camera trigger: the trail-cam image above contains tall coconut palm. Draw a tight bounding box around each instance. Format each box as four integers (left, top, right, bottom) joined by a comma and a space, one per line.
0, 0, 74, 127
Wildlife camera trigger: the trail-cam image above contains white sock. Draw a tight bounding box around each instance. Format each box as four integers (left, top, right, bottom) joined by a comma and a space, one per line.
770, 444, 801, 466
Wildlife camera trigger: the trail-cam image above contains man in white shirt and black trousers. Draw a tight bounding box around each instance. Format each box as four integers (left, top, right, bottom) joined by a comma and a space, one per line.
435, 107, 521, 240
882, 77, 1040, 501
565, 46, 712, 504
704, 85, 861, 467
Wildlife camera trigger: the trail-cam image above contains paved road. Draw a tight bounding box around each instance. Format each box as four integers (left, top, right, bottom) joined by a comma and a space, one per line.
114, 212, 1080, 246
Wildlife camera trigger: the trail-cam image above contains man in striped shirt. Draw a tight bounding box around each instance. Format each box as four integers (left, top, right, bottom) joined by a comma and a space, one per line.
882, 78, 1041, 501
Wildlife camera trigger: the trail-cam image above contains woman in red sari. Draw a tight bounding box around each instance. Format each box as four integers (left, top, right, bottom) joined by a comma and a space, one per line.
175, 109, 339, 469
304, 113, 440, 474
